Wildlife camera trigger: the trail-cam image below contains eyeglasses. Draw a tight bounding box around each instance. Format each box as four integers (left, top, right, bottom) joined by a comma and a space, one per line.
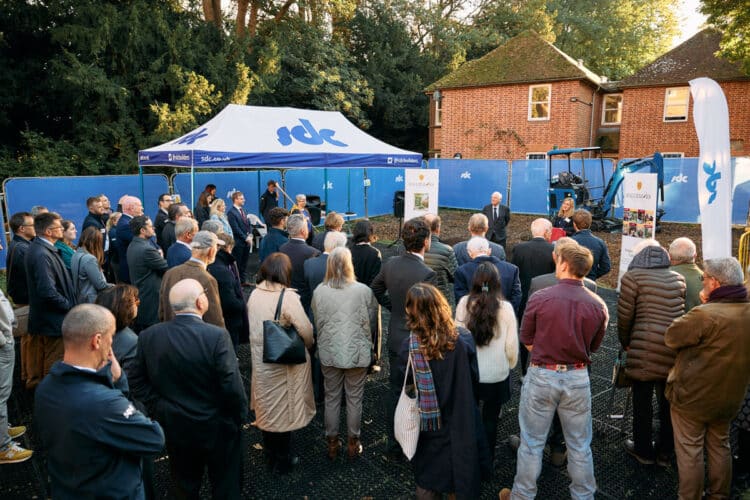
48, 225, 63, 231
701, 274, 712, 282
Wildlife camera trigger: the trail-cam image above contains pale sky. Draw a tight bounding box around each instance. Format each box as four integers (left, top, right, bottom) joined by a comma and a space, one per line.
675, 0, 708, 46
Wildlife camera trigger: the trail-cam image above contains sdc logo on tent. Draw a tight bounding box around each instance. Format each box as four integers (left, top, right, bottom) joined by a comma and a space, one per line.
277, 119, 348, 148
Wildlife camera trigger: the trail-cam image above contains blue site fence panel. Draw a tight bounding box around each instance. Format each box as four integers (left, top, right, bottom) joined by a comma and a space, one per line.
2, 174, 169, 269
428, 159, 510, 210
172, 170, 283, 216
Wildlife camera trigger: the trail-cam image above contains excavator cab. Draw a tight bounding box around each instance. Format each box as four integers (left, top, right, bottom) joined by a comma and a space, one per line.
547, 147, 607, 217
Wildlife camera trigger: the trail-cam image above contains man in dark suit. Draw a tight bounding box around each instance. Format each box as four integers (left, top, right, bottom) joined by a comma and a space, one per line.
481, 191, 511, 249
166, 218, 198, 269
371, 217, 436, 456
81, 196, 109, 256
153, 193, 173, 245
6, 212, 35, 306
131, 278, 247, 499
454, 236, 522, 315
24, 212, 77, 388
127, 216, 168, 333
115, 196, 144, 283
510, 218, 556, 376
454, 213, 506, 265
227, 191, 254, 282
159, 203, 190, 253
279, 214, 320, 312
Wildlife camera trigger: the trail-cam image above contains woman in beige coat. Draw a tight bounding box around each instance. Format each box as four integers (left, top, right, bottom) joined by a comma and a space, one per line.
247, 252, 315, 473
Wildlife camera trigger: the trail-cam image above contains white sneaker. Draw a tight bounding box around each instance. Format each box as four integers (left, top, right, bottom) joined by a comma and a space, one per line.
0, 442, 33, 464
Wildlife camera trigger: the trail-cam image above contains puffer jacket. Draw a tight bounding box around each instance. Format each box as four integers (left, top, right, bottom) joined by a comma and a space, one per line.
312, 281, 378, 368
618, 245, 686, 381
424, 235, 458, 306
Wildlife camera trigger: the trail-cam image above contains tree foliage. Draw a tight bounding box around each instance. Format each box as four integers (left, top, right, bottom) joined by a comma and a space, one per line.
700, 0, 750, 74
0, 0, 683, 178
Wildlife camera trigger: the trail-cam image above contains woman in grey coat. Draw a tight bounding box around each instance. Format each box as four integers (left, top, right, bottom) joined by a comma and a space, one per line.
71, 226, 113, 303
311, 247, 378, 461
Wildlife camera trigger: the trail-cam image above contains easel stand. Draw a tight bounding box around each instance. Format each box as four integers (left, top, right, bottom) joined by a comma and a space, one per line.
388, 216, 404, 248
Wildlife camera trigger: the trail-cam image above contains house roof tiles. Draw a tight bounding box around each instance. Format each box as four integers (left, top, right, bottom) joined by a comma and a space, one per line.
619, 28, 749, 88
425, 31, 601, 92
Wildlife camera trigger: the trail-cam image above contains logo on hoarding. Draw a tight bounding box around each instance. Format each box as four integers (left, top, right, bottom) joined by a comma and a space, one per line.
702, 161, 720, 204
175, 128, 209, 145
395, 175, 404, 182
671, 174, 688, 183
168, 153, 190, 162
276, 119, 348, 148
322, 181, 334, 190
460, 171, 471, 179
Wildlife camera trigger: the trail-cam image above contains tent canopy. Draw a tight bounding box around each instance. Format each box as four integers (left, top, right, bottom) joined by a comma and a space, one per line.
138, 104, 422, 169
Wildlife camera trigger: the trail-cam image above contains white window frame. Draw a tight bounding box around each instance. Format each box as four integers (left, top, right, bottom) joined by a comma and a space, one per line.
601, 94, 622, 125
662, 152, 684, 159
663, 87, 689, 122
528, 84, 551, 121
526, 153, 547, 160
434, 98, 442, 126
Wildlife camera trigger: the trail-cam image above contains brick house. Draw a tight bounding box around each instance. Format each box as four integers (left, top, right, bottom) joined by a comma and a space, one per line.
426, 29, 750, 161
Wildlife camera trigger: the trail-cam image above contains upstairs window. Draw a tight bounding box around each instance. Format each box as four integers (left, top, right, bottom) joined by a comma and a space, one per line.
526, 153, 547, 160
664, 87, 689, 122
662, 152, 684, 158
434, 98, 442, 126
602, 94, 622, 125
528, 84, 551, 121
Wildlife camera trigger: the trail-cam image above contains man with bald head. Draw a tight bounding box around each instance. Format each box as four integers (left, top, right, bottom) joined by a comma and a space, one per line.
34, 304, 164, 499
131, 279, 247, 499
116, 195, 145, 283
482, 191, 511, 249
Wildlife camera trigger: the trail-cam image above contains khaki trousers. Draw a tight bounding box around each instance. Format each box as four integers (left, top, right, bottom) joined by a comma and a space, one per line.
23, 335, 64, 389
671, 407, 732, 500
321, 365, 367, 438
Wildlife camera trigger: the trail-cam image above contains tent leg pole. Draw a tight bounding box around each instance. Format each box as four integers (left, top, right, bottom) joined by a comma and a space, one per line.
138, 165, 145, 205
364, 168, 368, 219
190, 166, 195, 210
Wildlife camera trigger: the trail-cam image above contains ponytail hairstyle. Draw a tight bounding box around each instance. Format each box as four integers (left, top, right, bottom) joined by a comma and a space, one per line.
466, 262, 504, 347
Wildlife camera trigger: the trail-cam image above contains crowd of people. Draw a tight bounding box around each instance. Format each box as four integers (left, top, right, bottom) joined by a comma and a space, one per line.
0, 186, 748, 500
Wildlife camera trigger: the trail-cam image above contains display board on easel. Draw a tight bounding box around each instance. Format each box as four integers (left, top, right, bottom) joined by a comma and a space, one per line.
404, 169, 439, 220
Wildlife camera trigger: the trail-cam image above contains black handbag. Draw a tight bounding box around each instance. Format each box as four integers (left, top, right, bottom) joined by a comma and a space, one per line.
262, 288, 306, 364
612, 349, 632, 388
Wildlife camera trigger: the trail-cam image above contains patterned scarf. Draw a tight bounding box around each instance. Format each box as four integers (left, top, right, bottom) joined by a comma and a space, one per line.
409, 333, 442, 431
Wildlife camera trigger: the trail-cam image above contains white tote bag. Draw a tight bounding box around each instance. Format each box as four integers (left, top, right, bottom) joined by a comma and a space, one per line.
394, 353, 420, 460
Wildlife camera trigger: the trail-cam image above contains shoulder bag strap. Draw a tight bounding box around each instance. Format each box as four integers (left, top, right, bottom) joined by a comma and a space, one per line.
273, 287, 286, 321
401, 352, 417, 402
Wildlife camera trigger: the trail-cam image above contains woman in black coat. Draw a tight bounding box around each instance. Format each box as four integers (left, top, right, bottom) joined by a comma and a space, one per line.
349, 220, 381, 287
207, 234, 249, 349
397, 283, 480, 499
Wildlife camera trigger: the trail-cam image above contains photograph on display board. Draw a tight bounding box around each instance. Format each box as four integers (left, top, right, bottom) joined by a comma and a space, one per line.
414, 193, 430, 210
622, 208, 654, 238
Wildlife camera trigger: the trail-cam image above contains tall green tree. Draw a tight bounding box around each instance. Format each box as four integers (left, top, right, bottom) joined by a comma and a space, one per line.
472, 0, 679, 80
700, 0, 750, 74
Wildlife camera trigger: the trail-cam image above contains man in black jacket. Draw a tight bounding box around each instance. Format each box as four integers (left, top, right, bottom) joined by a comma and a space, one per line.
24, 212, 77, 388
153, 193, 173, 244
82, 196, 110, 257
259, 179, 279, 224
131, 278, 247, 499
6, 212, 35, 305
371, 217, 436, 456
279, 214, 320, 312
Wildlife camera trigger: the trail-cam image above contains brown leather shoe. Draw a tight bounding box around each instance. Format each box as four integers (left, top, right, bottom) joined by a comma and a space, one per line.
347, 436, 363, 459
327, 436, 340, 461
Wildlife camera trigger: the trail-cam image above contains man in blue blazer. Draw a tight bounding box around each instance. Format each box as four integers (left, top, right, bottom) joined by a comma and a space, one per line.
454, 236, 522, 316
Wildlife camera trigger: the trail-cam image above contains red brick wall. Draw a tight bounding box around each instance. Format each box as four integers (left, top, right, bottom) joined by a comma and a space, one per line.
432, 80, 600, 159
619, 81, 750, 159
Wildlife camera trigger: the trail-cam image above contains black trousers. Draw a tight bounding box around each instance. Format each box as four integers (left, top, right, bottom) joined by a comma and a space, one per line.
232, 243, 250, 282
476, 381, 510, 460
632, 379, 673, 458
166, 430, 242, 500
262, 430, 291, 463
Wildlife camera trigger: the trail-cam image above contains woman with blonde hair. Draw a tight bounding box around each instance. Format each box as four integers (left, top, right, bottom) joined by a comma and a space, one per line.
311, 247, 378, 460
553, 197, 576, 236
398, 283, 480, 499
455, 262, 517, 462
209, 198, 234, 238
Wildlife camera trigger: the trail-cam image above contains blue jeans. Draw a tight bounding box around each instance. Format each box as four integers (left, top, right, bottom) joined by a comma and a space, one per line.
511, 366, 595, 500
0, 340, 15, 450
